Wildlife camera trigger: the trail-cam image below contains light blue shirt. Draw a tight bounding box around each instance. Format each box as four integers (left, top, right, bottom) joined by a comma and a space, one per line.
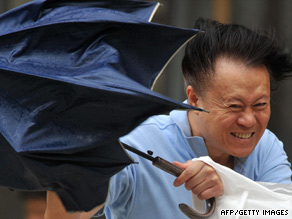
102, 109, 292, 219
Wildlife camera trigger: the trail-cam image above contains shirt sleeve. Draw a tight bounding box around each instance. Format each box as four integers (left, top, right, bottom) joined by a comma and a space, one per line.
102, 157, 136, 218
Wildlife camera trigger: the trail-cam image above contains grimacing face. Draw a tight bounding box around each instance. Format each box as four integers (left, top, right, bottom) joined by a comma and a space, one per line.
187, 57, 271, 160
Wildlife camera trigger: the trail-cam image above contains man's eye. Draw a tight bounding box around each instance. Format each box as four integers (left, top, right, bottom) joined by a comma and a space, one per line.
229, 104, 241, 108
228, 104, 242, 111
254, 102, 267, 108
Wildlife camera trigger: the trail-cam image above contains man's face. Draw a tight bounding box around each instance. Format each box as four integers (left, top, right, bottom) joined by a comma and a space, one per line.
189, 57, 271, 158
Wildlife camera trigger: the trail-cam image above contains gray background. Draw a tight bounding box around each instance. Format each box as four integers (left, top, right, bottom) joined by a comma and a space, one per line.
0, 0, 292, 218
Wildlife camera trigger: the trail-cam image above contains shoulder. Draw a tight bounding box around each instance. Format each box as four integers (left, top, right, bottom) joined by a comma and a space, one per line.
256, 129, 283, 151
260, 129, 280, 141
244, 129, 291, 183
120, 112, 191, 161
250, 129, 284, 161
136, 114, 176, 130
120, 114, 179, 149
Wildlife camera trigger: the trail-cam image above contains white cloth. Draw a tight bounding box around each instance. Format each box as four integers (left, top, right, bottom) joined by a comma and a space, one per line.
192, 156, 292, 219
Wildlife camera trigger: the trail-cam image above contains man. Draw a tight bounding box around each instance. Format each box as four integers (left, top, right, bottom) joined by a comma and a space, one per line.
45, 18, 292, 219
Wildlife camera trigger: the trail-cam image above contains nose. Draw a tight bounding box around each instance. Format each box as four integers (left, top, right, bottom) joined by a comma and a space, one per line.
237, 108, 256, 128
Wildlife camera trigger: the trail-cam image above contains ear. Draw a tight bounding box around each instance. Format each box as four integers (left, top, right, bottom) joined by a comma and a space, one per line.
186, 85, 200, 110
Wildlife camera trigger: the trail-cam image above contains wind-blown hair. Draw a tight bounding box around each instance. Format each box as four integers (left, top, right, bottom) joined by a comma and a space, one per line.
182, 18, 292, 96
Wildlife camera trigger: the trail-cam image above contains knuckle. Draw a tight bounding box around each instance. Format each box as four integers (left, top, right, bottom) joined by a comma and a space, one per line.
184, 166, 195, 176
210, 174, 219, 183
204, 165, 215, 174
204, 174, 216, 185
197, 193, 207, 200
205, 169, 220, 181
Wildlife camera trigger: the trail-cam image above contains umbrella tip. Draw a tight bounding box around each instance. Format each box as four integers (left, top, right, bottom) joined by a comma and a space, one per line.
198, 108, 210, 113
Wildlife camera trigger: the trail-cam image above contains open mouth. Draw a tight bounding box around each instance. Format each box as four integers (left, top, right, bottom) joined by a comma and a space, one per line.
231, 132, 255, 139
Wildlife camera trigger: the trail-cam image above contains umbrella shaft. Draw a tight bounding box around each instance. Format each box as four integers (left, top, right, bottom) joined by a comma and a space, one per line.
152, 157, 183, 177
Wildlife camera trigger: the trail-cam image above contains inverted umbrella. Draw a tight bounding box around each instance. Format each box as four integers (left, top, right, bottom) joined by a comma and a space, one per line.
0, 0, 203, 212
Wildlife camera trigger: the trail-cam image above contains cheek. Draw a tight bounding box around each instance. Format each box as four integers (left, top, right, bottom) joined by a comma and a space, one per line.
211, 110, 236, 127
256, 109, 271, 127
200, 111, 234, 134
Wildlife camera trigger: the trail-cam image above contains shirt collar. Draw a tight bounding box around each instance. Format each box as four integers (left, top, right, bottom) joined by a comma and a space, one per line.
169, 105, 209, 157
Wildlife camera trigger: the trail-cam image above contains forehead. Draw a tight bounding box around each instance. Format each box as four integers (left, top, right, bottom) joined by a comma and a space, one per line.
206, 57, 270, 101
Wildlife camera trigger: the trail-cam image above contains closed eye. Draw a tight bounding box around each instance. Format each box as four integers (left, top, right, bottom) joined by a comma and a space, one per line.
253, 102, 268, 110
229, 104, 241, 108
228, 104, 243, 111
254, 102, 267, 107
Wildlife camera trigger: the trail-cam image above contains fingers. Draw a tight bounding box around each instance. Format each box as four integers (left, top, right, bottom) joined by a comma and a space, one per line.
187, 164, 223, 200
196, 183, 223, 200
173, 160, 223, 200
173, 160, 204, 187
172, 160, 192, 171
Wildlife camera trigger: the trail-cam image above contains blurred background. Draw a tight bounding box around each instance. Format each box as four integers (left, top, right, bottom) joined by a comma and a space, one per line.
0, 0, 292, 218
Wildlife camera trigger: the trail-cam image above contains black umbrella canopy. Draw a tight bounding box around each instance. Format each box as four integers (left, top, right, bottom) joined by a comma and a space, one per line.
0, 0, 201, 211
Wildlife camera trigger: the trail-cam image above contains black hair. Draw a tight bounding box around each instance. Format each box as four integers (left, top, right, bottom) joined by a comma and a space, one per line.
182, 18, 292, 96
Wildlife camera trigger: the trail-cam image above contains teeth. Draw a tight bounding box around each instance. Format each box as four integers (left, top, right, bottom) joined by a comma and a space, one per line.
232, 133, 253, 139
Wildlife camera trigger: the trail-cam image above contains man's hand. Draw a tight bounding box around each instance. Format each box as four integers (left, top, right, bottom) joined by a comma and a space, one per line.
173, 160, 223, 200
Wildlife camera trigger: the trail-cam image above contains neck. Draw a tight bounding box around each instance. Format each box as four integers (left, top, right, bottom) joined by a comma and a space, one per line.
210, 153, 234, 169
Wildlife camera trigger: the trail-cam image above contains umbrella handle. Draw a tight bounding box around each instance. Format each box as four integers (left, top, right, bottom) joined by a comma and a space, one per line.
179, 197, 215, 219
152, 157, 216, 219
